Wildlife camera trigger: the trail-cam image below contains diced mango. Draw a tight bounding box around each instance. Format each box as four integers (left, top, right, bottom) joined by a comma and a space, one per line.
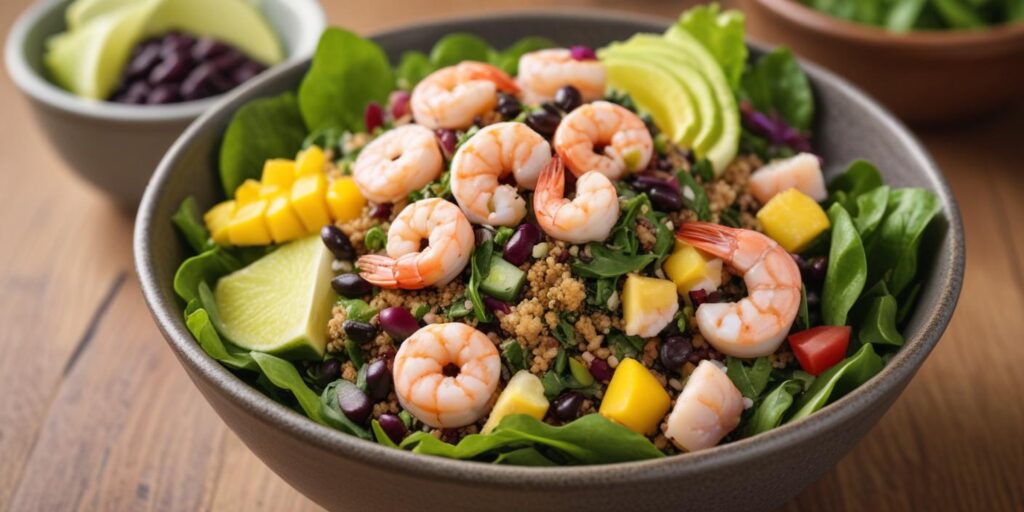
227, 199, 272, 246
756, 188, 830, 253
261, 159, 296, 189
234, 179, 262, 205
481, 371, 549, 434
295, 145, 326, 177
622, 274, 679, 338
203, 200, 236, 245
291, 173, 331, 231
265, 194, 308, 243
599, 358, 671, 435
663, 240, 723, 294
326, 177, 367, 223
259, 183, 283, 198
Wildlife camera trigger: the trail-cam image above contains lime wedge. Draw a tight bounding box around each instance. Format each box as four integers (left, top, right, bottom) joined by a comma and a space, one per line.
214, 236, 336, 359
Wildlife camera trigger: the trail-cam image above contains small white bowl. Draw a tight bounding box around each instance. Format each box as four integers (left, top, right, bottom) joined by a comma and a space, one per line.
5, 0, 326, 207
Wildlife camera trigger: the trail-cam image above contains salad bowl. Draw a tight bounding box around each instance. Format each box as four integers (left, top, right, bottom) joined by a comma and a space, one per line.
135, 10, 964, 512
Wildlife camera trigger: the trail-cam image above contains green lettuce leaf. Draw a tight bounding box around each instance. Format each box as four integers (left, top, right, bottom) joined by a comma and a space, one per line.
740, 47, 814, 131
676, 3, 748, 91
787, 344, 883, 422
219, 92, 306, 195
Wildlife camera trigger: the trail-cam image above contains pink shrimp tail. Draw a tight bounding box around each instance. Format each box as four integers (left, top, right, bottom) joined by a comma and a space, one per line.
461, 61, 520, 94
357, 254, 428, 290
533, 156, 564, 221
676, 222, 739, 260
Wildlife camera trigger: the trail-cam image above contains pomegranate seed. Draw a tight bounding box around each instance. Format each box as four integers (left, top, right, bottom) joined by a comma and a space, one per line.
364, 101, 384, 132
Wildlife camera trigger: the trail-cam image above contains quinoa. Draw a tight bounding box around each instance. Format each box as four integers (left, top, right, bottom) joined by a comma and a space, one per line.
636, 216, 657, 252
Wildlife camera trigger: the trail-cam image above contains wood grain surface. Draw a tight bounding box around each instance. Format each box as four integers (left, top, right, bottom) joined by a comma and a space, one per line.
1, 1, 1021, 510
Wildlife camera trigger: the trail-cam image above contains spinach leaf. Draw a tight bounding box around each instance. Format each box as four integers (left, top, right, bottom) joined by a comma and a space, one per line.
726, 356, 773, 399
302, 126, 343, 153
822, 204, 867, 326
493, 36, 555, 75
345, 338, 364, 369
676, 167, 711, 221
299, 28, 394, 133
501, 339, 528, 373
859, 290, 904, 347
853, 185, 890, 239
885, 0, 928, 30
740, 47, 814, 131
219, 92, 306, 195
551, 314, 578, 349
796, 285, 811, 331
608, 194, 648, 254
743, 379, 802, 436
319, 380, 372, 438
467, 240, 494, 322
172, 196, 214, 254
337, 298, 377, 323
608, 332, 645, 361
395, 51, 433, 90
399, 414, 664, 465
827, 160, 883, 212
676, 4, 748, 91
371, 419, 399, 448
787, 344, 883, 422
492, 447, 557, 466
429, 33, 494, 69
932, 0, 985, 28
572, 244, 657, 279
865, 188, 940, 297
540, 371, 598, 399
172, 248, 241, 303
251, 352, 324, 424
185, 309, 257, 371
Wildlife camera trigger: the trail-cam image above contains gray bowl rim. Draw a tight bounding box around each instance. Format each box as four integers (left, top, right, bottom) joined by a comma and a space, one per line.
4, 0, 326, 123
134, 9, 965, 489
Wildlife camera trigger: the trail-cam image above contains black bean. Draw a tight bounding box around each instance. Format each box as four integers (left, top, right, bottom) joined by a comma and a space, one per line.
554, 85, 582, 112
127, 44, 162, 79
660, 336, 693, 372
808, 256, 828, 284
149, 53, 189, 84
314, 359, 342, 387
525, 110, 561, 137
211, 49, 245, 73
331, 273, 373, 298
336, 383, 372, 424
230, 60, 265, 86
145, 83, 180, 104
116, 81, 151, 104
343, 320, 378, 343
503, 223, 539, 266
160, 32, 196, 55
496, 93, 522, 119
379, 307, 419, 342
369, 202, 392, 219
551, 392, 583, 421
483, 296, 511, 315
320, 225, 355, 260
377, 413, 406, 443
541, 101, 562, 117
180, 64, 228, 101
365, 359, 392, 401
649, 185, 683, 212
588, 358, 613, 382
191, 37, 230, 61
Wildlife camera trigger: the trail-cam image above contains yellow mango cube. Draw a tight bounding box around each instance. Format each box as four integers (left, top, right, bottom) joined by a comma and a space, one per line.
227, 199, 272, 246
295, 145, 326, 177
234, 179, 262, 205
203, 200, 236, 245
599, 358, 671, 435
756, 188, 830, 253
622, 274, 679, 338
261, 159, 295, 189
265, 194, 308, 243
259, 183, 283, 198
481, 371, 549, 434
326, 177, 367, 222
291, 173, 331, 231
663, 240, 723, 294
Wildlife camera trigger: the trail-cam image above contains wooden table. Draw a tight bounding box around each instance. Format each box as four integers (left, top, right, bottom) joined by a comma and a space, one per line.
2, 1, 1022, 510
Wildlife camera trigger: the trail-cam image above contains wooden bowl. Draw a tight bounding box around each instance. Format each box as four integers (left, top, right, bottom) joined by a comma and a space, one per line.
739, 0, 1024, 124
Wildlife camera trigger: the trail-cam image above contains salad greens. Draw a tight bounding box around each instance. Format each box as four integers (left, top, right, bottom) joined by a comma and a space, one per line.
800, 0, 1024, 31
677, 4, 748, 91
787, 344, 883, 421
219, 92, 307, 195
822, 203, 867, 326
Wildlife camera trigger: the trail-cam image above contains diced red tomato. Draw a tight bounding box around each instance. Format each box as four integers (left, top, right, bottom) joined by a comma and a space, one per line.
788, 326, 851, 376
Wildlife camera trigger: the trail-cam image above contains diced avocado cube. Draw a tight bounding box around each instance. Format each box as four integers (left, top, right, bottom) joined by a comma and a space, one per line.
480, 255, 526, 302
756, 188, 830, 253
599, 358, 671, 435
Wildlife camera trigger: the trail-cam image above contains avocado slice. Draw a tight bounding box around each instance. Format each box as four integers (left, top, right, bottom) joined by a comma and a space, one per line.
600, 58, 697, 145
66, 0, 137, 29
480, 255, 526, 303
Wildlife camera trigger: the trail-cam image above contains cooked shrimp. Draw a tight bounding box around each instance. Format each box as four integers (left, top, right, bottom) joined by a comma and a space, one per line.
450, 122, 552, 226
393, 323, 501, 428
517, 48, 606, 105
533, 156, 619, 244
664, 360, 744, 452
748, 152, 827, 204
410, 61, 519, 130
352, 124, 443, 204
553, 101, 653, 179
676, 222, 802, 358
357, 198, 474, 289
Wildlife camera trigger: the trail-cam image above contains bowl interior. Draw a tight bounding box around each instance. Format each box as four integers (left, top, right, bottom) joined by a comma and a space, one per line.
135, 10, 964, 486
5, 0, 325, 120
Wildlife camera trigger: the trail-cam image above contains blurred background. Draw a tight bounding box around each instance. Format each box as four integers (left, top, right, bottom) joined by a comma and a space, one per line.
0, 0, 1021, 510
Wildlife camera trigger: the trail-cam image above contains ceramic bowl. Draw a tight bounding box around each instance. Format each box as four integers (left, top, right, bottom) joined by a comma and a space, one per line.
134, 11, 964, 512
4, 0, 325, 208
739, 0, 1024, 124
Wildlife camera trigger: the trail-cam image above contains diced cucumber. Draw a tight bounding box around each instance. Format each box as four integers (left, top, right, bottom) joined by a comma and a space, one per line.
480, 255, 526, 302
